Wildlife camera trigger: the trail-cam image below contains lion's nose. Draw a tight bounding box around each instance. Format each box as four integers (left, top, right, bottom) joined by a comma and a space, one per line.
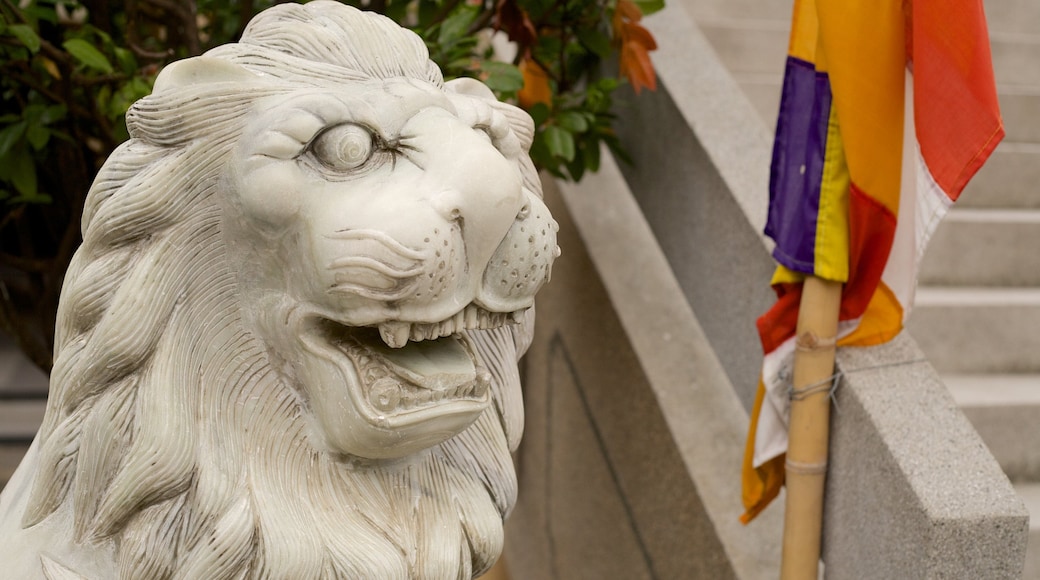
423, 138, 525, 274
476, 193, 559, 312
432, 190, 465, 223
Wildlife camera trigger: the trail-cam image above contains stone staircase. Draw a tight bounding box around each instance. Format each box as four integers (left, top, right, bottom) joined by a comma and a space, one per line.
680, 0, 1040, 576
910, 4, 1040, 577
0, 333, 48, 488
0, 1, 1036, 576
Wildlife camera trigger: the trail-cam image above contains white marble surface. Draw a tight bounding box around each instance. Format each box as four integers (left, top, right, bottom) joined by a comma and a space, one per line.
0, 3, 557, 578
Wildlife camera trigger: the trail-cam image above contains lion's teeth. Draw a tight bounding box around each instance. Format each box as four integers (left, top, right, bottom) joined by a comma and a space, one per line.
400, 392, 414, 409
410, 325, 425, 342
369, 377, 402, 412
379, 322, 411, 349
379, 305, 521, 347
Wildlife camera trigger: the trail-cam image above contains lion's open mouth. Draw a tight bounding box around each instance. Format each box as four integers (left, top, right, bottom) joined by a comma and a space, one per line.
308, 303, 525, 418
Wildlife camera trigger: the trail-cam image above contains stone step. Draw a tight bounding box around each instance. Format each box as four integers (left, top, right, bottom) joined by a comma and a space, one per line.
699, 21, 1040, 86
996, 87, 1040, 144
0, 398, 45, 440
0, 443, 30, 492
984, 0, 1040, 36
734, 73, 782, 127
0, 334, 49, 397
736, 73, 1040, 148
0, 398, 43, 491
702, 21, 1040, 144
0, 334, 47, 492
907, 287, 1040, 374
945, 374, 1040, 481
682, 0, 793, 23
990, 32, 1040, 88
697, 20, 787, 77
1015, 482, 1040, 579
684, 0, 1040, 36
961, 141, 1040, 209
919, 208, 1040, 286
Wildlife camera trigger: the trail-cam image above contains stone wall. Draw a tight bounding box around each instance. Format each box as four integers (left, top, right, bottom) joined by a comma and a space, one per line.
504, 4, 1028, 578
505, 169, 782, 580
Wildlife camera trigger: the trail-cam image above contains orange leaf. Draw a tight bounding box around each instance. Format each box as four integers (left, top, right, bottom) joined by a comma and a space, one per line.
620, 41, 657, 94
616, 0, 643, 23
518, 58, 552, 109
41, 57, 61, 80
622, 21, 658, 50
612, 0, 643, 38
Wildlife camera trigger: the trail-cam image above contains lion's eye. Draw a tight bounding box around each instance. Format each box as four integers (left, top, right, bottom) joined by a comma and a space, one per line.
311, 124, 374, 171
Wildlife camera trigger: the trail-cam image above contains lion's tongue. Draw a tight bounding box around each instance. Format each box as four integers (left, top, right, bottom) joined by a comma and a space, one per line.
366, 335, 476, 391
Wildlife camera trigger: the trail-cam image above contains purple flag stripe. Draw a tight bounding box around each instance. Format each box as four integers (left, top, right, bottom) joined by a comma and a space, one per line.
765, 56, 833, 275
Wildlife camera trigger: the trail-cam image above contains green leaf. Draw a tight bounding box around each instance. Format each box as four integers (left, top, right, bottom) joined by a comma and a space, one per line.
417, 1, 440, 30
566, 153, 586, 182
576, 29, 611, 58
26, 124, 49, 150
131, 76, 152, 96
444, 57, 474, 72
113, 46, 137, 75
480, 61, 523, 93
8, 145, 37, 197
584, 136, 601, 172
39, 105, 67, 125
438, 5, 478, 45
93, 27, 113, 45
0, 121, 27, 158
9, 192, 52, 204
632, 0, 666, 15
528, 103, 551, 126
593, 77, 621, 92
96, 84, 113, 113
556, 111, 589, 133
23, 6, 58, 25
543, 125, 575, 162
63, 38, 114, 73
8, 25, 41, 54
108, 77, 152, 119
385, 1, 411, 24
111, 115, 130, 142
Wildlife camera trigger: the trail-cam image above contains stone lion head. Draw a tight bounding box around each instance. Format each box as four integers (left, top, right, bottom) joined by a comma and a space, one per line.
0, 3, 557, 578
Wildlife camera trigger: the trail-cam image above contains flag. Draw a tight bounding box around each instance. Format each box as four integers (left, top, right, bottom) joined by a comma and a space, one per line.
740, 0, 1003, 523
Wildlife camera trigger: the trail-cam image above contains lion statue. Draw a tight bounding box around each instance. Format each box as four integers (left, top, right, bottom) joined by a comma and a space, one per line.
0, 3, 558, 578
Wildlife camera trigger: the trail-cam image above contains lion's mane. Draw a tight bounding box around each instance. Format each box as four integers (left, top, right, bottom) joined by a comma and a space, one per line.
24, 3, 534, 578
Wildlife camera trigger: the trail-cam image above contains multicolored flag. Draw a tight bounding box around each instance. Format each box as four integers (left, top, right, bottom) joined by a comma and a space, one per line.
741, 0, 1004, 523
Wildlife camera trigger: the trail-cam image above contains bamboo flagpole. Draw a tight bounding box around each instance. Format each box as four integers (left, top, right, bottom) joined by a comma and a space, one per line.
779, 275, 842, 579
740, 0, 1005, 575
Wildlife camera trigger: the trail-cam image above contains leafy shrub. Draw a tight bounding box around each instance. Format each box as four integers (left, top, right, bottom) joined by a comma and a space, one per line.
0, 0, 660, 370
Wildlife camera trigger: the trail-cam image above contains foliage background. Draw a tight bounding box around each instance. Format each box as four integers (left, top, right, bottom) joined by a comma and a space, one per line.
0, 0, 659, 371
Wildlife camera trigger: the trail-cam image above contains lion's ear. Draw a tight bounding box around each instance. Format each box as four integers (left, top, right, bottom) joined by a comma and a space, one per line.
446, 77, 536, 152
445, 77, 496, 100
153, 57, 259, 93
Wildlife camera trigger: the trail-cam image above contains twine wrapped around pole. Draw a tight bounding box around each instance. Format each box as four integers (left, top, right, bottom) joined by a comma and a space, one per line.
780, 275, 842, 579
